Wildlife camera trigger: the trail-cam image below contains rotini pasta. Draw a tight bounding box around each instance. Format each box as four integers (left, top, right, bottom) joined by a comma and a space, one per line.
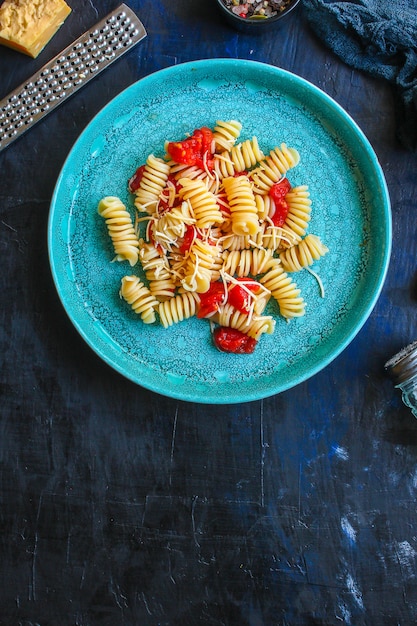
251, 223, 287, 251
222, 248, 274, 277
222, 175, 259, 237
251, 143, 300, 193
119, 275, 159, 324
132, 154, 170, 214
98, 120, 328, 353
255, 193, 275, 222
281, 185, 312, 245
213, 120, 242, 151
98, 196, 140, 267
213, 151, 237, 180
158, 292, 200, 328
220, 233, 252, 251
181, 239, 220, 293
230, 137, 264, 173
179, 177, 224, 229
259, 259, 305, 319
213, 303, 275, 341
279, 234, 329, 273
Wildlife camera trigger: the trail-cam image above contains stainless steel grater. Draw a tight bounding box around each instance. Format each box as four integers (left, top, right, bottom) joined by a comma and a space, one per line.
0, 4, 147, 153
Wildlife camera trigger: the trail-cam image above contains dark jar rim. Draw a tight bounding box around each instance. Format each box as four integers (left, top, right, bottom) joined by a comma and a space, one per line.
385, 340, 417, 385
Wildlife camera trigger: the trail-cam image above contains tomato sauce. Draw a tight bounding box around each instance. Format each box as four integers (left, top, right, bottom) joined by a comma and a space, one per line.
213, 327, 257, 354
197, 281, 226, 318
167, 127, 214, 171
128, 164, 146, 193
268, 177, 291, 227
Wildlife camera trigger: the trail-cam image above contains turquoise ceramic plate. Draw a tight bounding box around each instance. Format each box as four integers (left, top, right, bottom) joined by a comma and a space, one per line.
48, 59, 391, 404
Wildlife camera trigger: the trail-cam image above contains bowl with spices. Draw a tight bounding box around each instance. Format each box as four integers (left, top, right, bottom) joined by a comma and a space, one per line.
215, 0, 301, 33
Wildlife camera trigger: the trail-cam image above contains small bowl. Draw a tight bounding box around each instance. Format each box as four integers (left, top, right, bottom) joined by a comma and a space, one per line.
215, 0, 301, 34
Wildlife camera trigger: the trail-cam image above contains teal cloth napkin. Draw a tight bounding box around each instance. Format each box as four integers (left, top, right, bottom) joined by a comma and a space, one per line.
303, 0, 417, 150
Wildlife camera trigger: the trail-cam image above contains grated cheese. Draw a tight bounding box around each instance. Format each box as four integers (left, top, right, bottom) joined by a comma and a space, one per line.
306, 266, 325, 298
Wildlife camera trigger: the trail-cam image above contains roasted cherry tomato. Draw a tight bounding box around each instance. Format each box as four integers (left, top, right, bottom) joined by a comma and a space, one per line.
167, 127, 214, 171
128, 164, 146, 192
197, 281, 226, 319
194, 127, 213, 158
179, 225, 202, 255
268, 177, 291, 227
213, 326, 257, 354
228, 278, 259, 313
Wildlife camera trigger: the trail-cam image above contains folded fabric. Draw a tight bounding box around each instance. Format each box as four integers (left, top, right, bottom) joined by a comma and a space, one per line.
302, 0, 417, 150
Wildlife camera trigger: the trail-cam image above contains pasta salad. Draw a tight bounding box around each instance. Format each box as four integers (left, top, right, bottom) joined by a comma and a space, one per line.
98, 120, 328, 354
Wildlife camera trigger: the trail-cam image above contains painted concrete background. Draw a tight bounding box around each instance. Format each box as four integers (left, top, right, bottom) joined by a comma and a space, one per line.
0, 1, 416, 624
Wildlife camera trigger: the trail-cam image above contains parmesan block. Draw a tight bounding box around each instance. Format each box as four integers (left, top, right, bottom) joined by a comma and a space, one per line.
0, 0, 71, 58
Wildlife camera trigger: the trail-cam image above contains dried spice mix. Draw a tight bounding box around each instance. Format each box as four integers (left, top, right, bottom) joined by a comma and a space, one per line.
221, 0, 292, 19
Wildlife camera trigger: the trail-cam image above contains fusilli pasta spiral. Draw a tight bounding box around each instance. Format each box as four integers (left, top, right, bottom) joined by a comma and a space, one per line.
222, 248, 274, 277
230, 137, 264, 173
181, 239, 220, 293
179, 177, 224, 229
213, 120, 242, 151
133, 154, 170, 213
158, 292, 200, 328
98, 196, 140, 267
251, 143, 300, 193
213, 303, 275, 341
119, 275, 159, 324
222, 175, 259, 237
279, 234, 329, 273
280, 185, 312, 246
259, 259, 305, 319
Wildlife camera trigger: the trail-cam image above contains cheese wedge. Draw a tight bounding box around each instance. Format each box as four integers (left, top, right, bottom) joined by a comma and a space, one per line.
0, 0, 71, 58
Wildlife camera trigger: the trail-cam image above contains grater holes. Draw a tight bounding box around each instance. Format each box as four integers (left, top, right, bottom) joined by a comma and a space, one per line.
1, 7, 146, 150
1, 101, 48, 139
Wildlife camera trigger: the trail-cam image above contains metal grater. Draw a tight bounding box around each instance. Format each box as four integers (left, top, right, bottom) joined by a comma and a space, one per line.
0, 4, 147, 153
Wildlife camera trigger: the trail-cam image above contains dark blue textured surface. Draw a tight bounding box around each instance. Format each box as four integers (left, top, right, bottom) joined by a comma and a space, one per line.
0, 1, 416, 624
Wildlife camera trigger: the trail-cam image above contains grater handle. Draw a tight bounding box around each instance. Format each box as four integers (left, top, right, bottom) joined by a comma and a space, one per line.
0, 4, 147, 153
